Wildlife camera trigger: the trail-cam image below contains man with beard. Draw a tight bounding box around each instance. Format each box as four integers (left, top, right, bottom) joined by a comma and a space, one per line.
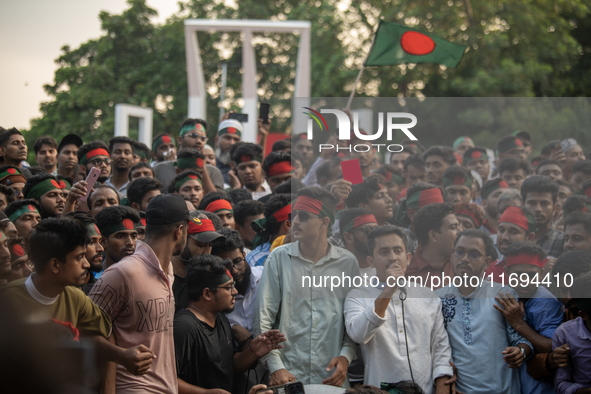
77, 141, 112, 183
230, 142, 271, 200
90, 193, 190, 394
174, 254, 285, 394
173, 211, 225, 313
57, 134, 83, 179
233, 200, 265, 251
95, 206, 140, 270
339, 208, 378, 276
0, 129, 31, 178
23, 174, 67, 218
66, 211, 106, 293
126, 177, 162, 212
216, 119, 243, 184
423, 146, 457, 187
5, 199, 41, 243
105, 137, 134, 196
151, 133, 177, 164
564, 213, 591, 253
33, 137, 58, 175
480, 178, 509, 235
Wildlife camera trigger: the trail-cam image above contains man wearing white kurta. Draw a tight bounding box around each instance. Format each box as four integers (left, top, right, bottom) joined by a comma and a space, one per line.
344, 225, 453, 394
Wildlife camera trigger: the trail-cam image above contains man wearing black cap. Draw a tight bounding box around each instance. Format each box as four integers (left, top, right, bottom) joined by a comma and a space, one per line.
57, 134, 83, 180
90, 193, 189, 394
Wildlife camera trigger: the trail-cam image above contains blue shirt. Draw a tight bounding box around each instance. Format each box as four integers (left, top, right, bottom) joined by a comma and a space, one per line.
436, 282, 533, 394
246, 242, 271, 267
520, 286, 564, 394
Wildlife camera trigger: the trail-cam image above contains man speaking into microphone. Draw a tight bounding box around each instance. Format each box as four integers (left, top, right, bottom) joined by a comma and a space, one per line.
344, 225, 454, 394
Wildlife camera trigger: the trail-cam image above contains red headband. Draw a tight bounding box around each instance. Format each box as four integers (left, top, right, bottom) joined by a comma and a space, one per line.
205, 200, 233, 213
293, 195, 323, 215
188, 218, 216, 234
505, 254, 546, 268
272, 205, 291, 222
499, 206, 528, 230
456, 208, 481, 228
267, 161, 294, 177
397, 188, 408, 202
354, 214, 378, 228
418, 188, 444, 208
87, 148, 110, 160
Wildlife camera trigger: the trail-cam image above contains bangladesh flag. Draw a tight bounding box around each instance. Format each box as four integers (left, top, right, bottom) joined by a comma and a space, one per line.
365, 21, 468, 68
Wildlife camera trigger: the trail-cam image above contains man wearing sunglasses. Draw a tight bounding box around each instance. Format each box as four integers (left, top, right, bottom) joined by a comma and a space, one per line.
247, 194, 291, 267
255, 186, 360, 387
339, 208, 378, 277
77, 141, 112, 183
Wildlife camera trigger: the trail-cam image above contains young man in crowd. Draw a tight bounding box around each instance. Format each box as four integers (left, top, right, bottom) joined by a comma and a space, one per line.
127, 177, 162, 212
262, 151, 293, 195
95, 206, 140, 270
424, 146, 457, 187
564, 213, 591, 253
5, 237, 32, 284
230, 142, 271, 199
293, 132, 314, 170
0, 129, 30, 177
497, 158, 530, 190
88, 184, 120, 218
169, 170, 203, 208
57, 134, 83, 179
0, 185, 16, 211
570, 160, 591, 191
454, 202, 484, 231
174, 254, 285, 394
77, 141, 112, 183
480, 178, 509, 235
203, 145, 216, 166
215, 118, 243, 183
452, 136, 474, 157
247, 193, 291, 267
132, 141, 151, 165
339, 208, 378, 277
66, 211, 105, 292
151, 133, 177, 164
344, 225, 454, 394
463, 147, 490, 183
560, 138, 586, 181
495, 136, 527, 166
494, 242, 564, 394
233, 200, 265, 250
0, 165, 27, 200
442, 166, 474, 204
129, 162, 155, 181
375, 164, 404, 204
23, 174, 67, 218
254, 186, 360, 386
33, 137, 58, 175
0, 228, 12, 287
536, 159, 563, 181
200, 192, 236, 229
390, 149, 412, 172
5, 199, 41, 243
393, 183, 444, 229
406, 202, 459, 289
521, 175, 564, 257
90, 193, 189, 394
403, 154, 426, 186
436, 229, 533, 393
105, 137, 134, 196
345, 176, 393, 226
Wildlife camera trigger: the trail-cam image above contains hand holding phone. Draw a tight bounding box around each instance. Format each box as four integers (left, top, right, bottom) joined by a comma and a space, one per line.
259, 102, 270, 125
79, 167, 101, 201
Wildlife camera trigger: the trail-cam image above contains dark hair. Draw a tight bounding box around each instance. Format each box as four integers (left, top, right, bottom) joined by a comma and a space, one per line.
202, 211, 224, 230
442, 166, 472, 187
198, 192, 233, 211
132, 141, 151, 160
5, 199, 41, 219
23, 174, 58, 200
227, 188, 253, 205
64, 210, 96, 226
211, 228, 244, 255
316, 158, 341, 184
0, 128, 23, 148
571, 160, 591, 176
77, 141, 109, 163
128, 162, 154, 181
367, 225, 408, 256
291, 150, 309, 170
168, 170, 201, 193
423, 146, 457, 166
127, 178, 162, 207
275, 179, 304, 196
27, 166, 45, 176
454, 229, 494, 258
345, 175, 387, 208
33, 137, 57, 154
297, 186, 337, 215
552, 251, 591, 290
412, 202, 455, 246
0, 184, 16, 205
264, 194, 292, 236
506, 241, 546, 261
108, 136, 134, 154
339, 208, 373, 235
177, 148, 204, 161
233, 200, 265, 227
28, 217, 87, 273
563, 195, 590, 217
375, 164, 403, 182
520, 175, 559, 204
556, 178, 576, 195
497, 158, 531, 176
87, 184, 120, 209
95, 206, 140, 236
571, 272, 591, 313
185, 254, 232, 301
180, 118, 207, 133
564, 212, 591, 235
262, 151, 291, 175
345, 385, 393, 394
535, 159, 562, 174
272, 138, 291, 152
403, 154, 425, 172
230, 142, 263, 164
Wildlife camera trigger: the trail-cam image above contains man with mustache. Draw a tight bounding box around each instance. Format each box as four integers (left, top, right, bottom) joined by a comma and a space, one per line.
77, 141, 112, 184
521, 175, 564, 257
564, 213, 591, 253
339, 208, 378, 276
4, 199, 42, 244
23, 174, 67, 218
33, 137, 58, 175
215, 119, 243, 184
106, 137, 135, 197
95, 206, 140, 270
0, 128, 31, 178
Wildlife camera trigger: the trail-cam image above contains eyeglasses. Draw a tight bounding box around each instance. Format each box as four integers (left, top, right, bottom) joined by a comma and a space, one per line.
353, 226, 375, 236
453, 248, 484, 261
231, 257, 246, 269
213, 282, 236, 291
288, 210, 319, 222
88, 158, 112, 166
184, 133, 208, 143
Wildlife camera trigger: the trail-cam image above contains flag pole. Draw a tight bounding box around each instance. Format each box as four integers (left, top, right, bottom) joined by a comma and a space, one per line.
346, 25, 378, 111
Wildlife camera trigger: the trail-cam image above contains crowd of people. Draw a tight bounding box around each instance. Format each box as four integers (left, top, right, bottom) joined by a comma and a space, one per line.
0, 116, 590, 394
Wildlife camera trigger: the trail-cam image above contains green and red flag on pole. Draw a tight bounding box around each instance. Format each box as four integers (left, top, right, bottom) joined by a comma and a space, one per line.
364, 21, 468, 68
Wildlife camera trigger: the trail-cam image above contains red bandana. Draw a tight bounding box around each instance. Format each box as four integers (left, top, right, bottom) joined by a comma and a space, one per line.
205, 200, 233, 213
505, 253, 545, 268
498, 206, 529, 230
267, 161, 294, 177
293, 195, 324, 215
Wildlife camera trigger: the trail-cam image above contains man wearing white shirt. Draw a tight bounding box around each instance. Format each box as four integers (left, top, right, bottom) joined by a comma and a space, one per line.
344, 225, 454, 394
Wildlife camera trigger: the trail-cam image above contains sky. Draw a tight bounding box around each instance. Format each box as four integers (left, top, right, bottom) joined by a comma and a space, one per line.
0, 0, 179, 130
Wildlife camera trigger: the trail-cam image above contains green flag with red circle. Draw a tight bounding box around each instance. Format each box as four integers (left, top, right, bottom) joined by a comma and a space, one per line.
365, 21, 468, 68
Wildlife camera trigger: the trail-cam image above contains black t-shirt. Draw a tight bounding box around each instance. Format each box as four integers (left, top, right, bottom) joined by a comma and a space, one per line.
173, 274, 189, 314
174, 309, 235, 391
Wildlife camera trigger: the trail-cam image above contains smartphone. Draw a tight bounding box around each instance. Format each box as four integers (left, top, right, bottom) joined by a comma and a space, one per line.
256, 382, 305, 394
79, 167, 101, 201
229, 112, 249, 123
259, 102, 270, 124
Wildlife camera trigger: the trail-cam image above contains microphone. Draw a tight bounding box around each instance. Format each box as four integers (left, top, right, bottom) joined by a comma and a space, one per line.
399, 286, 407, 301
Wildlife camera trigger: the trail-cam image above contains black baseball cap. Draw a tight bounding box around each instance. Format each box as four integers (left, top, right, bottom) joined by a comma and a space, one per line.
58, 134, 83, 153
146, 194, 190, 225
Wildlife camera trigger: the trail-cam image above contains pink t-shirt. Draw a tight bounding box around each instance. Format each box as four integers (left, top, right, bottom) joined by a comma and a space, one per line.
90, 241, 177, 394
